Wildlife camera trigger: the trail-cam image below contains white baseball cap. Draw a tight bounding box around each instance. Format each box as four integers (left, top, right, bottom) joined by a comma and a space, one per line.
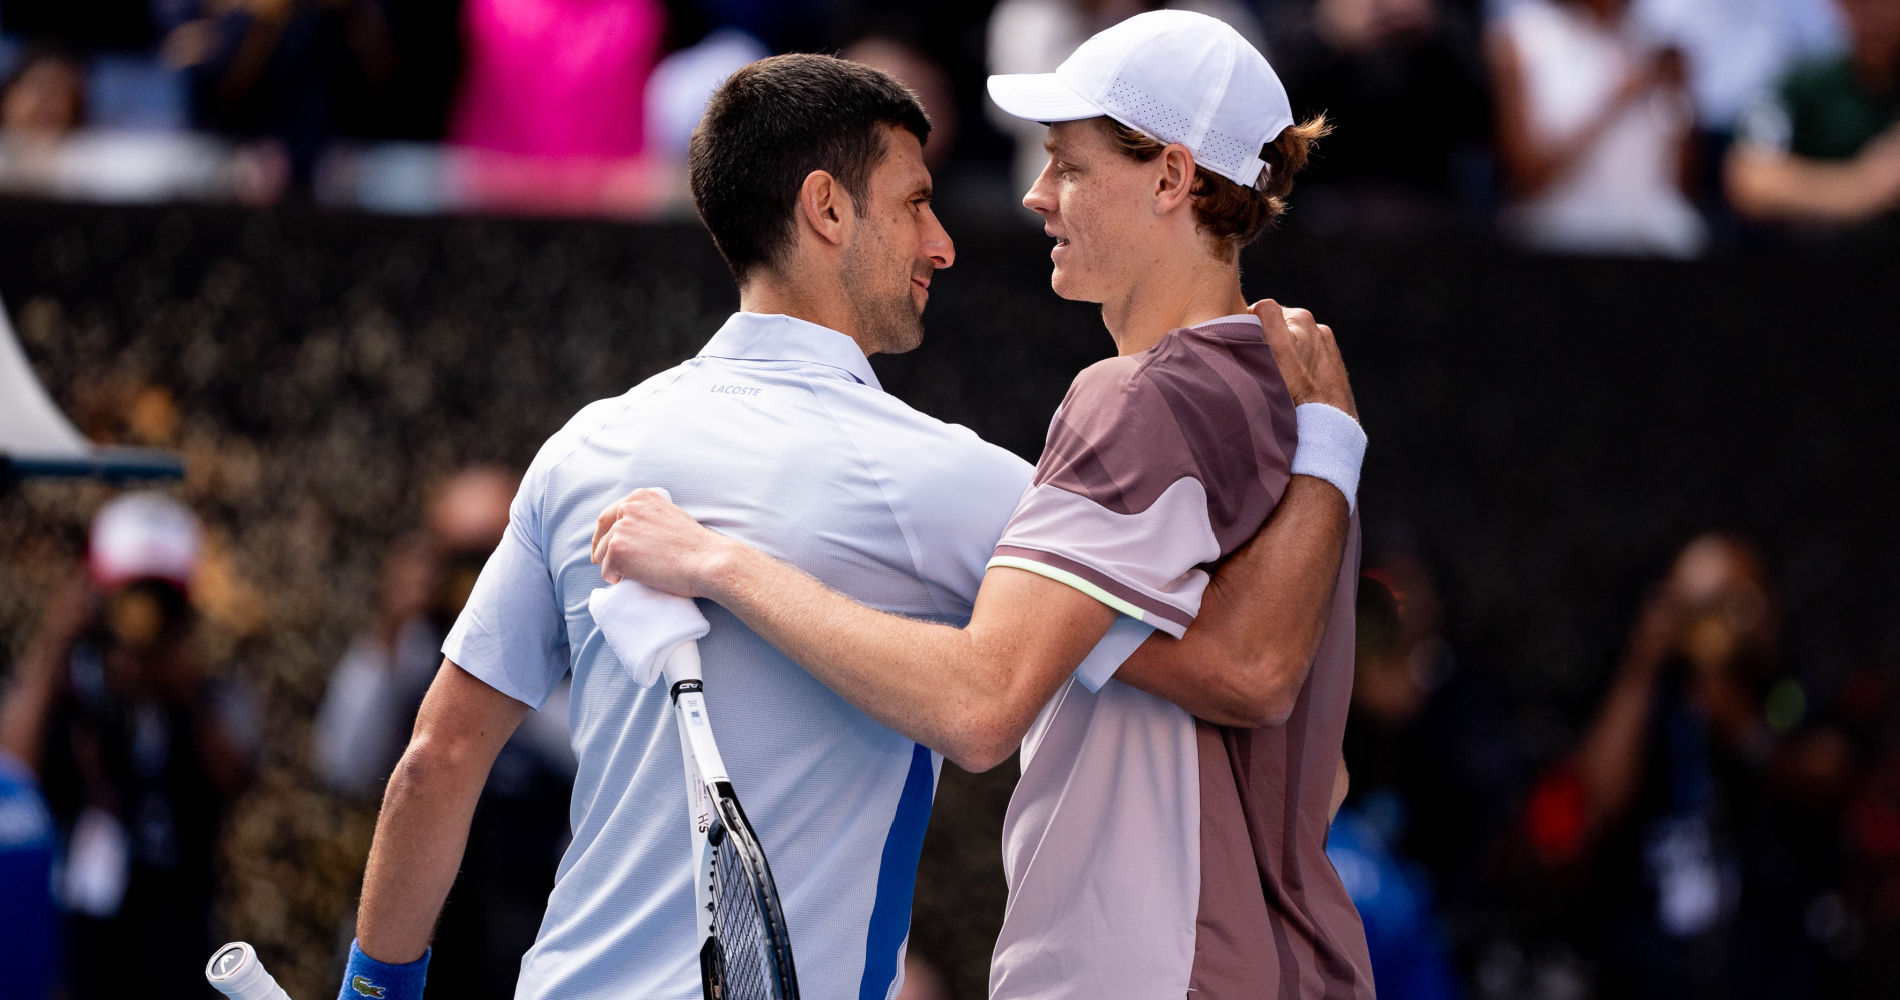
987, 9, 1294, 188
89, 492, 203, 591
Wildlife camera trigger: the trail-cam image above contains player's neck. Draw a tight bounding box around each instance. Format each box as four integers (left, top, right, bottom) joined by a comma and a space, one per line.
738, 273, 874, 358
1101, 257, 1248, 357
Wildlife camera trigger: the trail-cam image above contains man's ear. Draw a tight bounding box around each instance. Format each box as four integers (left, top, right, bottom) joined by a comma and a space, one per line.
797, 170, 851, 247
1154, 145, 1197, 216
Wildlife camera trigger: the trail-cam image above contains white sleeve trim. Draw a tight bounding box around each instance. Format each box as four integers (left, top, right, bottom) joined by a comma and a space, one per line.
1073, 615, 1158, 692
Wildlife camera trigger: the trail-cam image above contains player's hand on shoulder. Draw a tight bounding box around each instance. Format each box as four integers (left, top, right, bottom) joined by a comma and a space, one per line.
1251, 298, 1358, 422
590, 488, 728, 597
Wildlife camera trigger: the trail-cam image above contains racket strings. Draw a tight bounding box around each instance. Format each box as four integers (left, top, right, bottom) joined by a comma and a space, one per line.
714, 832, 776, 999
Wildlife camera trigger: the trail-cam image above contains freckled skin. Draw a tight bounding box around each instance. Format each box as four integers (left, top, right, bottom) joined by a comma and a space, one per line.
1023, 121, 1168, 305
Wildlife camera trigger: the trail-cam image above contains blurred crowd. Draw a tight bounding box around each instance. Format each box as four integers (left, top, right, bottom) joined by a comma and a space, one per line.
0, 0, 1895, 246
1, 4, 1898, 998
1329, 534, 1900, 999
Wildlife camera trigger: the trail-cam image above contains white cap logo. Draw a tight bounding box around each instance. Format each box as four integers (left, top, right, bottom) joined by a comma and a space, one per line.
986, 10, 1295, 188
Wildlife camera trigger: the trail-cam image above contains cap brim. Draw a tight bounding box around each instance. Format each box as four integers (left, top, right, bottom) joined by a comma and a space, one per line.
986, 73, 1104, 123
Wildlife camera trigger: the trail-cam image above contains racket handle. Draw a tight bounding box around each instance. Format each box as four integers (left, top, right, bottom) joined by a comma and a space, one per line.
662, 639, 704, 690
206, 942, 294, 1000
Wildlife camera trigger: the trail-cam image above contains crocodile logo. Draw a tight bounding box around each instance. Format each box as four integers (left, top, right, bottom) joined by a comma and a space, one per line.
351, 976, 387, 998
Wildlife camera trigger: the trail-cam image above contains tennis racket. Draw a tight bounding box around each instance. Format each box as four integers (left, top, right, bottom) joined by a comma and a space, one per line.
664, 639, 799, 1000
206, 942, 294, 1000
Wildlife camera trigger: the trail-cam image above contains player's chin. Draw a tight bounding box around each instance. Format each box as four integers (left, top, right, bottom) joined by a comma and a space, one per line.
1048, 266, 1089, 302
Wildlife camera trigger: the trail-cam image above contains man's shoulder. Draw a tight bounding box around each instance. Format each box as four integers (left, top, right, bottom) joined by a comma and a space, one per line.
813, 376, 1030, 475
528, 369, 692, 478
1064, 329, 1287, 432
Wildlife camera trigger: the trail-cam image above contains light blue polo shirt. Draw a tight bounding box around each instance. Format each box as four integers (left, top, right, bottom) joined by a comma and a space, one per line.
443, 312, 1033, 1000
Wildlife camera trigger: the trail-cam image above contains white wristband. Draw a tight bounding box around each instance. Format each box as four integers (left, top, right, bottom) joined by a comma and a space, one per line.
1291, 403, 1366, 512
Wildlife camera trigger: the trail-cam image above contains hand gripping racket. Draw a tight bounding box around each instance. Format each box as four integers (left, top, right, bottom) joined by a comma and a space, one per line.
665, 640, 799, 1000
206, 942, 293, 1000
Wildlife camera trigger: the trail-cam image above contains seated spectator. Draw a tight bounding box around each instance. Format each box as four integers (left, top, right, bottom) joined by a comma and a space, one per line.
313, 465, 574, 1000
1486, 0, 1706, 255
0, 493, 258, 1000
1725, 0, 1900, 225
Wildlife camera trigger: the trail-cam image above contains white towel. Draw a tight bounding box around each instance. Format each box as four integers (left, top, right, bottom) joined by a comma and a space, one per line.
587, 580, 710, 687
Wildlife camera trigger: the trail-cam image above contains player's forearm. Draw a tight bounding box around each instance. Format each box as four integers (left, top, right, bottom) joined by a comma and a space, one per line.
701, 544, 1021, 769
1118, 475, 1349, 727
354, 737, 491, 963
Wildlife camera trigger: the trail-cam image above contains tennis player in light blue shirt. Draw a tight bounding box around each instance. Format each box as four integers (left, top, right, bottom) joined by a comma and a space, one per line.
336, 56, 1028, 1000
446, 309, 1031, 1000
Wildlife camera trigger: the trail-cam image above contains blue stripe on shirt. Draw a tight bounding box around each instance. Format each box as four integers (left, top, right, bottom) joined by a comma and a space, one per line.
857, 743, 935, 1000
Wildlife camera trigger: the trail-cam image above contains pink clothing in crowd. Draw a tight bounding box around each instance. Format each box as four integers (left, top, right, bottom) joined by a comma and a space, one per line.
450, 0, 665, 159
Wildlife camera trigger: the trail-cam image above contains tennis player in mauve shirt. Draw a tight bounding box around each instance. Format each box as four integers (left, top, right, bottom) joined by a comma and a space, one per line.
595, 12, 1374, 998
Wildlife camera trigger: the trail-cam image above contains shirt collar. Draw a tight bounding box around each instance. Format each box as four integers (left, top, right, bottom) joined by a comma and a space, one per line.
1194, 313, 1263, 330
697, 312, 882, 390
1187, 312, 1264, 342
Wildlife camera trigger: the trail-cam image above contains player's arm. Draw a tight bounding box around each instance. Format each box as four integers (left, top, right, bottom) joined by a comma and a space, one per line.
1115, 302, 1360, 727
1115, 476, 1349, 727
352, 659, 528, 964
594, 505, 1114, 772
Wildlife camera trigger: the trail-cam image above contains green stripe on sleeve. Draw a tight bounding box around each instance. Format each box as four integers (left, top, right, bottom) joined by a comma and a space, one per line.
986, 555, 1151, 623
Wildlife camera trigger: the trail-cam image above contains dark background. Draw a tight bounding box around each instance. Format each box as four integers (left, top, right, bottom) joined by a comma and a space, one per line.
3, 197, 1897, 998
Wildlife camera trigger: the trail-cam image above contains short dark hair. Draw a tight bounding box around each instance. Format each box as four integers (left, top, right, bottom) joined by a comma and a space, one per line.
689, 54, 932, 284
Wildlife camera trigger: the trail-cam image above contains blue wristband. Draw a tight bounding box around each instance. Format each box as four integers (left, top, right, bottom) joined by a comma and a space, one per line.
338, 940, 429, 1000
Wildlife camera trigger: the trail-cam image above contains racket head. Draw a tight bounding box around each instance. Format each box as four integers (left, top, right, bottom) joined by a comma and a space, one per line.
703, 784, 799, 1000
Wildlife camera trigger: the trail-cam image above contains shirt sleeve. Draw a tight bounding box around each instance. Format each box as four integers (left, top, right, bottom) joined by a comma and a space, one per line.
441, 466, 571, 710
988, 338, 1295, 641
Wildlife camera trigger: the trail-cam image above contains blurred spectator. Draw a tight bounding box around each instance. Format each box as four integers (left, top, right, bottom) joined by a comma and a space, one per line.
0, 45, 273, 201
0, 492, 258, 1000
313, 465, 574, 1000
443, 0, 671, 214
449, 0, 663, 159
985, 0, 1265, 194
1634, 0, 1843, 142
1345, 551, 1521, 895
643, 26, 769, 158
1725, 0, 1900, 226
0, 750, 58, 1000
1530, 534, 1856, 998
1486, 0, 1706, 255
1329, 576, 1464, 1000
0, 45, 86, 137
1263, 0, 1492, 223
186, 0, 404, 190
844, 33, 958, 169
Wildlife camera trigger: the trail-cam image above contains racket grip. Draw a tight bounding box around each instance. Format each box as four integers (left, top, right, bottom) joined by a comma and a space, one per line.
662, 639, 704, 689
206, 942, 294, 1000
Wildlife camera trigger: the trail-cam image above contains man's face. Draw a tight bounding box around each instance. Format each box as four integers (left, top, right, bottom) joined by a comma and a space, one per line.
841, 126, 954, 355
1022, 119, 1158, 303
